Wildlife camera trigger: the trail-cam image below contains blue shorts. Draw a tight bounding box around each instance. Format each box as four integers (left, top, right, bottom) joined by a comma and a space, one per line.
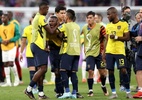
31, 43, 48, 67
27, 57, 35, 67
135, 55, 142, 71
60, 54, 79, 71
106, 53, 127, 70
49, 49, 61, 72
86, 54, 106, 71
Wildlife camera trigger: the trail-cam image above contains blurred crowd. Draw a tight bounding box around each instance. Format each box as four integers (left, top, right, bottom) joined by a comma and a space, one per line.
0, 0, 142, 7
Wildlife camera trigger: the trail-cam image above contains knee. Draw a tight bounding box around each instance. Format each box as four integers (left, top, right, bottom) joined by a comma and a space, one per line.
120, 68, 127, 74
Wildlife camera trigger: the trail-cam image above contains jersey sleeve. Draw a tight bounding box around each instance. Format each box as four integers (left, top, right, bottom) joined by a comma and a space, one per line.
123, 22, 129, 33
10, 24, 20, 42
40, 16, 48, 27
58, 24, 66, 32
22, 27, 28, 38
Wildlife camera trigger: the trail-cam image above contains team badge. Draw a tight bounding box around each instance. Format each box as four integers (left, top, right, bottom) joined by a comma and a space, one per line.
117, 26, 121, 30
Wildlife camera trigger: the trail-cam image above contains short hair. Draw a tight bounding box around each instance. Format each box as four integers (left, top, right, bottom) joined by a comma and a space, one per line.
122, 6, 130, 13
95, 13, 103, 21
39, 1, 48, 7
107, 7, 118, 14
86, 11, 95, 17
66, 9, 75, 21
50, 15, 58, 19
55, 5, 66, 13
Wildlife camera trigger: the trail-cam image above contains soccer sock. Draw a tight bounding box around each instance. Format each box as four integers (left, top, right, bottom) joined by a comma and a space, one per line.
122, 73, 130, 93
29, 80, 37, 88
38, 85, 43, 92
11, 63, 19, 83
100, 75, 106, 86
87, 78, 94, 90
29, 71, 36, 81
55, 77, 64, 93
71, 72, 78, 94
109, 73, 115, 92
82, 61, 86, 79
4, 67, 11, 84
60, 71, 70, 92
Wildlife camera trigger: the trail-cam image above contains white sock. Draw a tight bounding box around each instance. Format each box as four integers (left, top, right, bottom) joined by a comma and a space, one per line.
82, 61, 86, 79
11, 63, 19, 83
27, 86, 32, 92
50, 72, 55, 82
4, 67, 11, 84
138, 87, 142, 92
39, 92, 44, 96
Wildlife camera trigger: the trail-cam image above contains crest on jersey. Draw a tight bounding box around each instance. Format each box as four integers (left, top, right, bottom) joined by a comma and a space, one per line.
117, 26, 121, 30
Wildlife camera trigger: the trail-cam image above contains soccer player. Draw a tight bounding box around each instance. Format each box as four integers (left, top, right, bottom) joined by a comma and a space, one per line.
105, 7, 132, 99
0, 12, 20, 87
57, 9, 81, 99
7, 11, 23, 84
132, 9, 142, 98
24, 2, 58, 100
82, 11, 108, 97
48, 6, 66, 98
20, 14, 38, 94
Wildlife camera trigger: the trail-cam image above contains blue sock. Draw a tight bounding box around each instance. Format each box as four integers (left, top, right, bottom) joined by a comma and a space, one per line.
55, 77, 64, 93
29, 71, 36, 81
122, 73, 130, 91
60, 71, 70, 92
38, 85, 43, 92
29, 80, 36, 87
71, 72, 78, 94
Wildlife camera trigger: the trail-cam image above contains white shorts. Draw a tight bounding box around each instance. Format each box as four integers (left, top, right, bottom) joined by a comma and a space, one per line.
2, 46, 17, 62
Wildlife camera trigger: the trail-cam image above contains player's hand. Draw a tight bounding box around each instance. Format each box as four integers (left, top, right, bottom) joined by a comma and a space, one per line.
2, 40, 8, 46
110, 34, 115, 39
135, 36, 142, 43
19, 54, 23, 62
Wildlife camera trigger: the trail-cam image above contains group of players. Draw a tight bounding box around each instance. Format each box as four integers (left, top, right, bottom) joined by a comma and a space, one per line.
0, 1, 142, 100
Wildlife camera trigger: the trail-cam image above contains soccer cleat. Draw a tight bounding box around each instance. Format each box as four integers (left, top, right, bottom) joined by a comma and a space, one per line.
38, 95, 49, 100
56, 93, 63, 98
1, 83, 12, 87
101, 86, 109, 96
24, 89, 36, 100
120, 85, 126, 92
126, 93, 133, 99
77, 92, 84, 98
109, 94, 118, 99
133, 91, 142, 98
58, 92, 71, 99
87, 91, 93, 97
70, 94, 77, 99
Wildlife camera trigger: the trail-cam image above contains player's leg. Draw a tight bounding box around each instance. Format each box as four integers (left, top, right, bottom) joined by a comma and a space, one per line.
106, 54, 118, 99
86, 56, 95, 97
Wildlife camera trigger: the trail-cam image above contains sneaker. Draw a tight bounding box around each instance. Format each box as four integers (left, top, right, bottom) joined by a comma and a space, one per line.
82, 79, 87, 83
24, 89, 36, 100
126, 93, 133, 99
70, 94, 77, 99
133, 91, 142, 98
77, 92, 84, 98
101, 86, 109, 96
13, 81, 19, 86
58, 92, 71, 99
1, 83, 12, 87
109, 94, 118, 99
87, 91, 93, 97
120, 85, 126, 92
32, 88, 39, 94
39, 95, 49, 100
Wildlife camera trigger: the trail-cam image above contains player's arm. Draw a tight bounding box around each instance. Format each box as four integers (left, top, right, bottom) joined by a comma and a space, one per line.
9, 24, 21, 42
43, 24, 58, 34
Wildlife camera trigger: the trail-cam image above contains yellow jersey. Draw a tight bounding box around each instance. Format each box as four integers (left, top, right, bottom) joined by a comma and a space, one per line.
31, 13, 48, 50
22, 25, 33, 57
0, 23, 20, 50
106, 21, 129, 55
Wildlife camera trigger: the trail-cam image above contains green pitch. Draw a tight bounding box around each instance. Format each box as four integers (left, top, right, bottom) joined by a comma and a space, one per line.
0, 68, 137, 100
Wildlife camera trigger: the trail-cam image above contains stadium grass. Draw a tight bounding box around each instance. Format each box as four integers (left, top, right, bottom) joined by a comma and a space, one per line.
0, 67, 137, 100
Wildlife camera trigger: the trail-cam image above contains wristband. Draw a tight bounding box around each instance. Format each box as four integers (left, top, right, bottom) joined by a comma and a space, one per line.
114, 36, 118, 39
